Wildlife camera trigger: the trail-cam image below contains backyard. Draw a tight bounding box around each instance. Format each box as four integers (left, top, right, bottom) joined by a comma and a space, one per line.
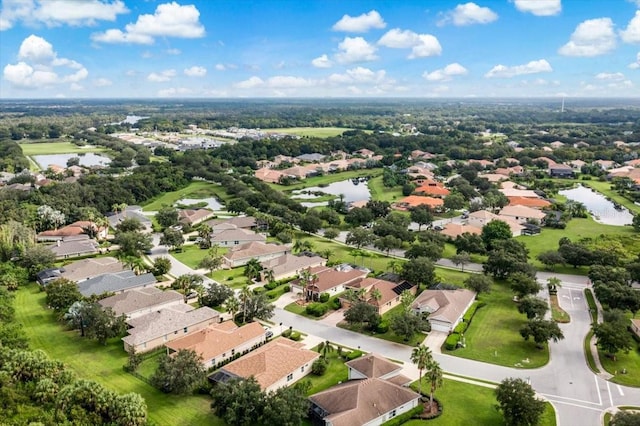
19, 141, 107, 155
445, 281, 550, 369
143, 181, 228, 212
171, 244, 228, 270
14, 284, 220, 426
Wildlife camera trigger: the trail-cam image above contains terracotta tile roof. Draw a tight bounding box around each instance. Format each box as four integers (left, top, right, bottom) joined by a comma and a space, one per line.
440, 223, 482, 238
412, 289, 476, 324
255, 167, 285, 183
38, 221, 107, 239
309, 378, 420, 426
220, 338, 319, 390
395, 195, 444, 209
165, 321, 266, 363
413, 184, 450, 196
507, 196, 552, 208
300, 265, 368, 293
346, 353, 402, 378
178, 209, 214, 225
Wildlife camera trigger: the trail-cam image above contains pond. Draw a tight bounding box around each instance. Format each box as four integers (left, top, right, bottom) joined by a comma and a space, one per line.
176, 197, 224, 210
291, 178, 371, 207
33, 152, 111, 169
558, 184, 634, 226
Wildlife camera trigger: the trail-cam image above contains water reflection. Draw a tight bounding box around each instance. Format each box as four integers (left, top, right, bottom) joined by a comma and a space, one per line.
558, 184, 634, 226
34, 152, 111, 169
176, 197, 224, 210
291, 179, 371, 206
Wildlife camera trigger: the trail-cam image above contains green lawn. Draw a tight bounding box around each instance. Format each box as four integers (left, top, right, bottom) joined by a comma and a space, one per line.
271, 168, 383, 192
14, 284, 221, 426
171, 245, 227, 270
599, 342, 640, 387
581, 180, 640, 214
210, 266, 249, 289
19, 141, 107, 155
367, 176, 404, 203
445, 281, 549, 369
143, 181, 228, 212
261, 127, 361, 138
405, 378, 555, 426
304, 352, 349, 395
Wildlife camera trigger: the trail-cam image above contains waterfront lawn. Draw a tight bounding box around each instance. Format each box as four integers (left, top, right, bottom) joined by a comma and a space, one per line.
272, 168, 383, 192
19, 141, 106, 155
143, 181, 228, 212
446, 281, 549, 369
599, 341, 640, 387
581, 180, 640, 214
261, 127, 357, 138
367, 176, 404, 203
14, 284, 220, 426
405, 378, 556, 426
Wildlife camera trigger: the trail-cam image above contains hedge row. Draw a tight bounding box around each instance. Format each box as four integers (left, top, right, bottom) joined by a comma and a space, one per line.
444, 301, 485, 351
381, 405, 426, 426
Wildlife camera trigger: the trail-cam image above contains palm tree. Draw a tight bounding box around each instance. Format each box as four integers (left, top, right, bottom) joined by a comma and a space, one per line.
174, 274, 204, 303
225, 296, 240, 320
123, 256, 147, 275
369, 287, 382, 306
94, 216, 109, 241
239, 286, 252, 322
320, 249, 333, 262
387, 259, 401, 274
425, 360, 443, 408
411, 344, 434, 396
293, 239, 304, 253
198, 224, 212, 248
547, 277, 562, 295
243, 258, 262, 281
318, 340, 335, 359
264, 268, 275, 284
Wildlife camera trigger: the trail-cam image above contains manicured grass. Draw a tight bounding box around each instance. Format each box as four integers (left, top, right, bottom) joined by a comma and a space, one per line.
445, 281, 549, 369
367, 176, 403, 203
584, 289, 598, 323
405, 378, 555, 426
261, 127, 359, 138
19, 141, 106, 155
210, 266, 249, 289
517, 217, 636, 274
304, 351, 349, 395
599, 343, 640, 387
584, 330, 600, 374
171, 245, 227, 270
581, 180, 640, 214
550, 294, 570, 323
14, 284, 221, 426
143, 181, 228, 212
272, 168, 383, 191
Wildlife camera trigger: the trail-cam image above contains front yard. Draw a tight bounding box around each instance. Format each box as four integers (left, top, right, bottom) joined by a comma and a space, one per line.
599, 340, 640, 387
171, 244, 228, 270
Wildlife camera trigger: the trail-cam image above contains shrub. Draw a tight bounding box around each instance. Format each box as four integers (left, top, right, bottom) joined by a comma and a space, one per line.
444, 333, 460, 351
282, 328, 292, 338
453, 322, 468, 335
289, 332, 302, 341
383, 405, 425, 426
331, 297, 342, 310
264, 282, 278, 290
306, 302, 328, 317
319, 293, 330, 303
283, 285, 290, 292
252, 287, 266, 295
376, 320, 389, 333
345, 350, 363, 360
311, 358, 328, 376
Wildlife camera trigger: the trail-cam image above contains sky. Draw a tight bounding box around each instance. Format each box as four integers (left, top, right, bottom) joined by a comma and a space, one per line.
0, 0, 639, 99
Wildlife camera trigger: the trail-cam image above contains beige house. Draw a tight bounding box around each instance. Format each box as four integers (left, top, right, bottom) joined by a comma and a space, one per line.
209, 338, 319, 392
498, 205, 547, 224
98, 287, 184, 319
260, 253, 326, 282
178, 209, 215, 226
293, 265, 368, 301
440, 223, 482, 239
36, 256, 125, 286
467, 210, 524, 237
346, 353, 411, 386
309, 378, 421, 426
223, 241, 291, 268
210, 228, 265, 247
122, 305, 220, 353
411, 288, 476, 333
166, 321, 267, 369
344, 278, 417, 315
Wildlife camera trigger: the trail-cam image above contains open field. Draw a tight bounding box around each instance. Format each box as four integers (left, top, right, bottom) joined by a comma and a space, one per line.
405, 378, 556, 426
19, 141, 106, 155
14, 284, 220, 426
261, 127, 362, 138
445, 281, 549, 369
143, 181, 228, 211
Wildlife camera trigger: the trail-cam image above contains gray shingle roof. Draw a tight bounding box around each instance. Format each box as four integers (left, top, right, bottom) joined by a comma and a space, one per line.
78, 270, 156, 297
98, 287, 183, 317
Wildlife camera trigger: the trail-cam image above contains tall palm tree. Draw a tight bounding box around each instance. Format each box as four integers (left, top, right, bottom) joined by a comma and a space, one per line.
243, 258, 262, 281
387, 259, 400, 274
225, 295, 240, 320
547, 277, 562, 295
318, 340, 335, 359
425, 360, 443, 408
411, 344, 434, 396
239, 286, 252, 322
264, 268, 275, 284
369, 287, 382, 306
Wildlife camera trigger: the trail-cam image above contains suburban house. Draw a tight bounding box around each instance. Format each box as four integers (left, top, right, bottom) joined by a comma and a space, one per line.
507, 196, 552, 209
411, 288, 477, 333
165, 321, 268, 369
210, 228, 266, 247
98, 287, 184, 319
260, 253, 326, 282
413, 180, 450, 197
467, 210, 524, 237
206, 216, 257, 231
394, 195, 444, 211
209, 338, 319, 392
107, 206, 153, 233
46, 236, 99, 259
440, 223, 482, 239
122, 305, 220, 353
343, 278, 417, 315
308, 378, 421, 426
498, 205, 547, 224
37, 221, 108, 242
631, 319, 640, 339
255, 167, 286, 184
293, 264, 369, 301
346, 353, 412, 386
77, 270, 157, 297
549, 164, 575, 178
223, 241, 291, 268
178, 209, 215, 226
36, 257, 125, 286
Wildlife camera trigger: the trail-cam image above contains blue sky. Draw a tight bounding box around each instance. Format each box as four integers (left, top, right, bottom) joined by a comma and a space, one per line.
0, 0, 639, 98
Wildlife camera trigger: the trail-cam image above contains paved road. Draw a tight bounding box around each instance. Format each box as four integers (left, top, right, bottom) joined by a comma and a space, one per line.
151, 230, 640, 425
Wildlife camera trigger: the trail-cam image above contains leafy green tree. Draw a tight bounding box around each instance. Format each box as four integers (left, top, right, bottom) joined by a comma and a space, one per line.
200, 282, 234, 308
400, 257, 436, 288
299, 213, 322, 233
450, 251, 471, 272
151, 349, 204, 394
344, 301, 381, 331
211, 377, 266, 426
495, 378, 545, 426
610, 410, 640, 426
20, 245, 56, 279
400, 289, 416, 312
409, 205, 434, 230
411, 344, 433, 396
405, 242, 443, 261
633, 214, 640, 232
152, 257, 172, 276
45, 278, 82, 313
481, 220, 512, 250
345, 228, 374, 249
509, 272, 543, 299
198, 255, 222, 274
160, 227, 184, 251
0, 220, 36, 262
156, 206, 179, 229
323, 228, 339, 239
593, 319, 634, 361
65, 301, 126, 344
537, 251, 565, 271
453, 232, 486, 255
517, 296, 549, 319
443, 192, 465, 211
241, 292, 275, 322
262, 383, 310, 426
484, 239, 532, 280
520, 319, 564, 349
115, 217, 144, 233
391, 311, 429, 342
113, 231, 152, 257
374, 234, 403, 255
173, 274, 204, 303
464, 274, 492, 294
317, 340, 335, 359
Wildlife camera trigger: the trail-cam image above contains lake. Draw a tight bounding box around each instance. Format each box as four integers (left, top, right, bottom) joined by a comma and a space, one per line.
33, 152, 111, 169
176, 197, 224, 210
291, 178, 371, 207
559, 184, 634, 226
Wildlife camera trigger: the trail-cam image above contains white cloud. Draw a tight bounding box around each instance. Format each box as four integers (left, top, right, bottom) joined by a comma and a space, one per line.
234, 76, 264, 89
595, 72, 625, 80
215, 64, 226, 71
485, 59, 552, 78
266, 76, 316, 88
335, 37, 378, 63
311, 54, 333, 68
620, 11, 640, 44
438, 2, 498, 26
512, 0, 561, 16
629, 52, 640, 69
0, 0, 128, 31
558, 18, 616, 56
158, 87, 192, 97
332, 10, 386, 32
184, 66, 207, 77
70, 82, 83, 91
3, 34, 88, 89
147, 69, 176, 82
94, 78, 112, 87
378, 28, 442, 58
328, 67, 391, 85
92, 2, 205, 44
166, 48, 181, 55
423, 63, 468, 81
